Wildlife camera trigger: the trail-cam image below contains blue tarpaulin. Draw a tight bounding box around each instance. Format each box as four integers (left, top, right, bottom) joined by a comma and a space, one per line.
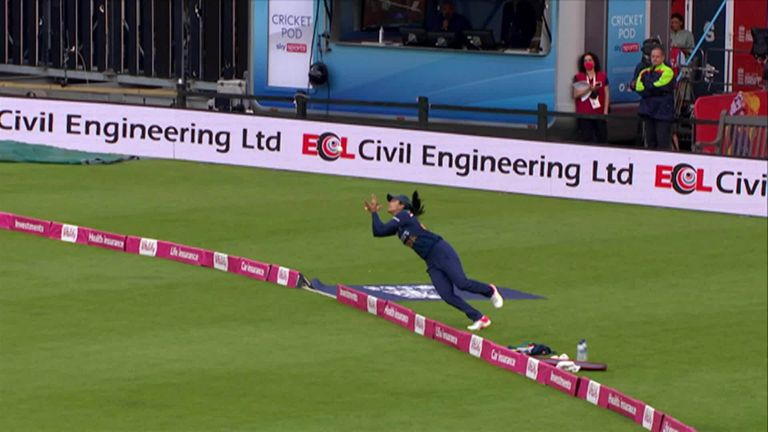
311, 278, 543, 302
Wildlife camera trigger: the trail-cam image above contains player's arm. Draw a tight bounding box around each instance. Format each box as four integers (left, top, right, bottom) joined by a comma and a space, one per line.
364, 194, 399, 237
371, 213, 400, 237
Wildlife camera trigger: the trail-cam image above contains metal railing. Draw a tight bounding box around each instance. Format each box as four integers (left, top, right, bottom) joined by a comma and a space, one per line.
7, 83, 759, 157
191, 89, 726, 145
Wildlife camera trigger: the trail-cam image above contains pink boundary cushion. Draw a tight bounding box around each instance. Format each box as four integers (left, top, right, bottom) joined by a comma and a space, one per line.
125, 236, 158, 256
640, 405, 665, 432
336, 285, 369, 311
84, 228, 127, 251
524, 356, 546, 383
235, 257, 271, 281
432, 321, 471, 352
468, 334, 484, 358
413, 314, 435, 338
660, 415, 698, 432
212, 252, 249, 275
481, 340, 525, 374
380, 301, 416, 331
605, 387, 647, 424
213, 252, 236, 272
10, 215, 51, 237
577, 377, 610, 408
543, 363, 580, 396
156, 241, 210, 267
267, 265, 301, 287
0, 212, 14, 230
48, 222, 88, 245
365, 295, 385, 316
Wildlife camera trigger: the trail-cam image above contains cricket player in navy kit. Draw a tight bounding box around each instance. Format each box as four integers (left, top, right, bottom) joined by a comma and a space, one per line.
364, 191, 503, 330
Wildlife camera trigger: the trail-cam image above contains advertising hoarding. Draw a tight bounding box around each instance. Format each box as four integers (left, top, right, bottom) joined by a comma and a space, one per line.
1, 96, 765, 217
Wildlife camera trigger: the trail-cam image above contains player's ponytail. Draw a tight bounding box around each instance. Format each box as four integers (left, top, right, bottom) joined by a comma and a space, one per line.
410, 190, 425, 216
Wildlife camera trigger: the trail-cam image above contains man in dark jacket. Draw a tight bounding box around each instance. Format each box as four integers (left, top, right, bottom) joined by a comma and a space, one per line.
635, 47, 676, 150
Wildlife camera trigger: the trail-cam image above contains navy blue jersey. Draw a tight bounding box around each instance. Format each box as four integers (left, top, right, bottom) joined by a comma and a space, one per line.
372, 210, 443, 260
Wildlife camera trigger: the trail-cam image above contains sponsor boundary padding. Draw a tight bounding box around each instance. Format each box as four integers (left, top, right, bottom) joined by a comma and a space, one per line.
335, 284, 697, 432
0, 210, 303, 289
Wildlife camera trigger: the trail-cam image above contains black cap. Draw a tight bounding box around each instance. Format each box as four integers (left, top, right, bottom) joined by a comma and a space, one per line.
387, 193, 411, 208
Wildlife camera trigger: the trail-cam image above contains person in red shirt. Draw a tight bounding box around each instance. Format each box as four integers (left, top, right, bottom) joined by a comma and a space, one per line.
573, 52, 610, 143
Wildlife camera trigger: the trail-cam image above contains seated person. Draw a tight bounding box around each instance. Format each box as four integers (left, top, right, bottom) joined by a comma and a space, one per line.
430, 0, 472, 34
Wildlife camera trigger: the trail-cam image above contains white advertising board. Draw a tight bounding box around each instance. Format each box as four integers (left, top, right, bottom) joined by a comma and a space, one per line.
1, 96, 765, 217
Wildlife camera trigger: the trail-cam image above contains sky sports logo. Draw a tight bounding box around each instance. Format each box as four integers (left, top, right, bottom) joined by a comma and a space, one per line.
621, 43, 640, 52
286, 43, 307, 53
655, 163, 767, 196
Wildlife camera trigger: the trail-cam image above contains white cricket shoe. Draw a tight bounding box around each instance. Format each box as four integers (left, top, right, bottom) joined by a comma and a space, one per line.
490, 284, 504, 309
467, 315, 492, 331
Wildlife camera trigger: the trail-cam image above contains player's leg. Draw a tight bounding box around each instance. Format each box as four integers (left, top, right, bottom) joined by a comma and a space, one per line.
436, 242, 493, 296
427, 266, 485, 322
428, 240, 503, 311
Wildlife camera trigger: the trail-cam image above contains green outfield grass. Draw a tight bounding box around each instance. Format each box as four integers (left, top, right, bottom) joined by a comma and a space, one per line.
1, 160, 766, 431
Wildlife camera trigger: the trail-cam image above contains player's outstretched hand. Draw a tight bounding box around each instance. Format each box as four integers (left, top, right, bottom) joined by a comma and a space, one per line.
363, 194, 380, 213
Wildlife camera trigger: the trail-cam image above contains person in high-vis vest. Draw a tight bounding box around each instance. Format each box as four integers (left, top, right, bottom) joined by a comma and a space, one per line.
635, 47, 675, 150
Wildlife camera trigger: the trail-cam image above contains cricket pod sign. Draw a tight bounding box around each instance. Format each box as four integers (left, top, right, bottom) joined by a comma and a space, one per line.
1, 95, 764, 217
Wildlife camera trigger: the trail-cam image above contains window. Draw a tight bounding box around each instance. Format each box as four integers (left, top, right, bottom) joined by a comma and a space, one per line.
361, 0, 426, 30
332, 0, 551, 55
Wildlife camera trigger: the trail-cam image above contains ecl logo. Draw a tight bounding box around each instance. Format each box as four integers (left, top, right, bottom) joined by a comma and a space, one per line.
655, 164, 713, 194
302, 133, 355, 161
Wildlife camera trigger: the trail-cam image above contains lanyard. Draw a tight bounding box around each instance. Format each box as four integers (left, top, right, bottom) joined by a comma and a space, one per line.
586, 74, 597, 88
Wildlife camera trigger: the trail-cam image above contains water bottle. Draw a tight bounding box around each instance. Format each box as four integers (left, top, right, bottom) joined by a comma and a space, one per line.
577, 339, 588, 362
379, 26, 384, 44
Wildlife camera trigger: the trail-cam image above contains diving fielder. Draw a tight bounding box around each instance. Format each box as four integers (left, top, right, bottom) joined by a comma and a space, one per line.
364, 191, 503, 330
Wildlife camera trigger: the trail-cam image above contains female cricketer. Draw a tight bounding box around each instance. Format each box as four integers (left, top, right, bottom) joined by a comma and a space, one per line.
364, 191, 503, 330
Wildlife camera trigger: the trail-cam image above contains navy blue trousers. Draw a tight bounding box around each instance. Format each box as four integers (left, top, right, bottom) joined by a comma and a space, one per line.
426, 240, 493, 321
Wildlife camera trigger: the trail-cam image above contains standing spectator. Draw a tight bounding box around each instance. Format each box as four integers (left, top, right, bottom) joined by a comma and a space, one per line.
635, 47, 675, 150
573, 52, 610, 144
631, 37, 662, 91
669, 13, 694, 58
